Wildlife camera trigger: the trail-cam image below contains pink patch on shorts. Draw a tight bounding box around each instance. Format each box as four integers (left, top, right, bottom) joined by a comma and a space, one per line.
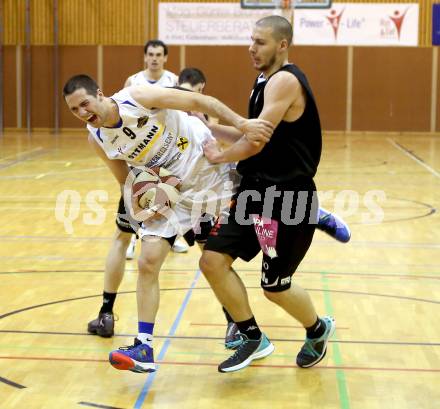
251, 214, 279, 258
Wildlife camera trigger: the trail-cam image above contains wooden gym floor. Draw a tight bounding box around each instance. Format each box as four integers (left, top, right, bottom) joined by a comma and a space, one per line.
0, 131, 439, 409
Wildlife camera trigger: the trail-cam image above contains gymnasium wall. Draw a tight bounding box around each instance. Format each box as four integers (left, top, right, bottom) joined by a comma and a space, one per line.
2, 0, 440, 132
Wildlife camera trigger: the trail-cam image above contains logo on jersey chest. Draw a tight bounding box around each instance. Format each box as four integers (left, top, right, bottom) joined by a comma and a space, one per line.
137, 116, 149, 128
176, 137, 189, 152
117, 144, 128, 154
127, 124, 163, 160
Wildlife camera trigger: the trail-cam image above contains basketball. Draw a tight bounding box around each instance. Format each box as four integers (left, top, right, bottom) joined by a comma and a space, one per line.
132, 167, 181, 212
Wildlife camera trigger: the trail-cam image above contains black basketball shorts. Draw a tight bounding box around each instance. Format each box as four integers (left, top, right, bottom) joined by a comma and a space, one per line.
204, 179, 318, 292
115, 196, 141, 234
116, 196, 215, 246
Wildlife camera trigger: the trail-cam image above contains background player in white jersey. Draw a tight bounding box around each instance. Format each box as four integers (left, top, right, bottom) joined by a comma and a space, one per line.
63, 73, 273, 373
124, 39, 178, 88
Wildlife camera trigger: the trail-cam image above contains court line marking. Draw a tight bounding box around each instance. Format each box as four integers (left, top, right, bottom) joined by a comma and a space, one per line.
3, 205, 432, 220
189, 322, 352, 329
0, 148, 50, 171
0, 166, 107, 179
1, 286, 439, 322
0, 375, 26, 389
3, 234, 440, 249
3, 267, 440, 278
387, 138, 440, 179
0, 269, 188, 275
78, 402, 124, 409
322, 275, 350, 409
13, 158, 95, 163
0, 196, 118, 202
3, 267, 434, 281
2, 268, 440, 279
133, 269, 201, 409
0, 147, 44, 162
0, 355, 439, 373
0, 235, 114, 241
1, 330, 439, 347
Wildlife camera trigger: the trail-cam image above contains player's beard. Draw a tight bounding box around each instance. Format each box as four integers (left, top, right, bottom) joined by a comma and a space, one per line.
259, 54, 277, 72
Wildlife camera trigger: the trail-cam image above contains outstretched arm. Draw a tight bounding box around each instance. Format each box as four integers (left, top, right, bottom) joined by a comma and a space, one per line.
188, 112, 243, 146
207, 123, 243, 145
129, 85, 274, 142
203, 136, 263, 163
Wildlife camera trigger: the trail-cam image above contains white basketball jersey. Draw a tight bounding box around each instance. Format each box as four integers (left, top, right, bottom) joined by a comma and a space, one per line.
87, 88, 209, 183
127, 69, 178, 88
87, 88, 237, 238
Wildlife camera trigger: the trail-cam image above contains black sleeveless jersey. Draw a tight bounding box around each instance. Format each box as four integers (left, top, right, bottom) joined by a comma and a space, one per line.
236, 64, 322, 184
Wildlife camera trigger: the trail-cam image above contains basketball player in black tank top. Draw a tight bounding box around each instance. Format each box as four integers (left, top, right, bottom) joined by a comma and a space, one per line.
201, 15, 336, 372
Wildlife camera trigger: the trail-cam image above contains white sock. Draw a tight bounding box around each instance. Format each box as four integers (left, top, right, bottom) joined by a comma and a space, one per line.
137, 332, 153, 346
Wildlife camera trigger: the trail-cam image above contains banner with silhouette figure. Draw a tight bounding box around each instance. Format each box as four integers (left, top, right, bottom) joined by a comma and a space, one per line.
293, 3, 418, 46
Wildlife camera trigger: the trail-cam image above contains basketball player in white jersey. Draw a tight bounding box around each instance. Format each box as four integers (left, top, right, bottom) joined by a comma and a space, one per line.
63, 74, 273, 373
124, 39, 178, 88
85, 42, 186, 344
124, 39, 186, 257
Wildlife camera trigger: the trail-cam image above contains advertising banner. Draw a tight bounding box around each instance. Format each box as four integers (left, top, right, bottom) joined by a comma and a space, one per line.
158, 3, 419, 46
294, 3, 419, 46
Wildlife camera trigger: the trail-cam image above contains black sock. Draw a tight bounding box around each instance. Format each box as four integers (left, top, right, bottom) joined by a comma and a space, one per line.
99, 292, 116, 314
222, 307, 234, 324
236, 316, 262, 340
306, 317, 326, 339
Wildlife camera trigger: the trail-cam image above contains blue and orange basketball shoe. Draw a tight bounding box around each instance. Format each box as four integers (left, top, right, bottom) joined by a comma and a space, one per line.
109, 338, 155, 373
316, 208, 351, 243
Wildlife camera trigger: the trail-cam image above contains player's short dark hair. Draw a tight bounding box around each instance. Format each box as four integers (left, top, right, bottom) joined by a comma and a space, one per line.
62, 74, 99, 97
144, 39, 168, 56
178, 68, 206, 87
256, 15, 293, 45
